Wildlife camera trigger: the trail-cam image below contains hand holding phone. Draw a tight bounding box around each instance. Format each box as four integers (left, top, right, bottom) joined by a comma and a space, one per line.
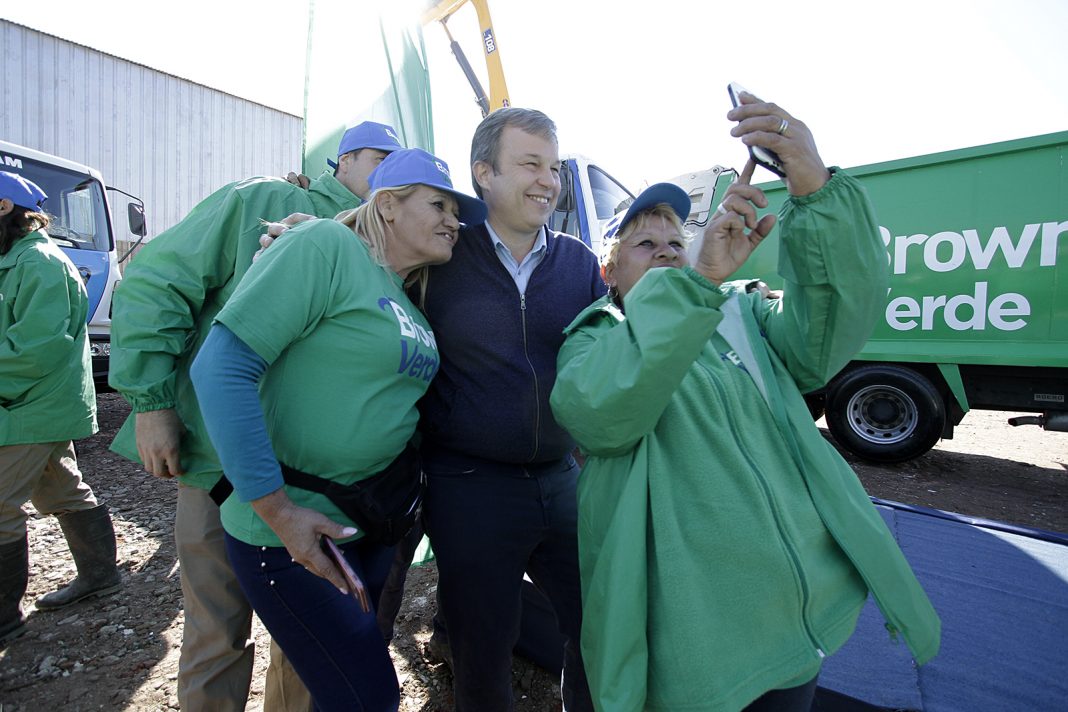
727, 82, 787, 178
320, 535, 371, 613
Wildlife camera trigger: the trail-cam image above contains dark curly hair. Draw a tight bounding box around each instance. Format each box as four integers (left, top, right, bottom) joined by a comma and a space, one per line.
0, 204, 50, 255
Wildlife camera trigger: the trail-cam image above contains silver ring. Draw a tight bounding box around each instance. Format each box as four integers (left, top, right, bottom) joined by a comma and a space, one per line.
714, 203, 729, 217
776, 118, 789, 136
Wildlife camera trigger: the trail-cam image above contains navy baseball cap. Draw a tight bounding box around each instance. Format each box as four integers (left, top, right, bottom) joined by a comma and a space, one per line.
368, 148, 488, 225
602, 182, 691, 244
0, 171, 47, 210
327, 121, 404, 169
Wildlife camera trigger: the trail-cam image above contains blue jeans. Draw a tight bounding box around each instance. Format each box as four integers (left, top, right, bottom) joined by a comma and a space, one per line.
422, 450, 592, 712
224, 533, 398, 712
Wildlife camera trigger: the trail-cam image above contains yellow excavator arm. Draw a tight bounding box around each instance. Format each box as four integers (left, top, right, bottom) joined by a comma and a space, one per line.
422, 0, 511, 116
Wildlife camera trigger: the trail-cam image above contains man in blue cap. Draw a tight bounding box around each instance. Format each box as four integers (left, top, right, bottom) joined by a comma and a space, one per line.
329, 121, 404, 200
1, 172, 122, 647
108, 121, 402, 712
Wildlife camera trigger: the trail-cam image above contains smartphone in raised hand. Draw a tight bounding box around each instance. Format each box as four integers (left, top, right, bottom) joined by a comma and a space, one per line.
320, 535, 370, 613
728, 82, 787, 178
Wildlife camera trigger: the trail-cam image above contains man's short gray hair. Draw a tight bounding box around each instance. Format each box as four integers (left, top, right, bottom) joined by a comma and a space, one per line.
469, 108, 558, 198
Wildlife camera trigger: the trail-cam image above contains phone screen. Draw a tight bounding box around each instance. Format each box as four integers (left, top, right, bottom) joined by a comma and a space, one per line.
320, 536, 370, 613
728, 82, 786, 178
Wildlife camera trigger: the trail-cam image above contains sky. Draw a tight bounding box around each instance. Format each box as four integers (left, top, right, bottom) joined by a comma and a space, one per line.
5, 0, 1068, 194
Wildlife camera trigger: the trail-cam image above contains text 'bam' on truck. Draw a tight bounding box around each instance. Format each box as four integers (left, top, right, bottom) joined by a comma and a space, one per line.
0, 140, 146, 387
673, 132, 1067, 464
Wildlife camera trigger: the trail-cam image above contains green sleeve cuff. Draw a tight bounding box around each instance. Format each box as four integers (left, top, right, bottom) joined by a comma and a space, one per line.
130, 398, 177, 414
681, 265, 730, 300
785, 166, 843, 206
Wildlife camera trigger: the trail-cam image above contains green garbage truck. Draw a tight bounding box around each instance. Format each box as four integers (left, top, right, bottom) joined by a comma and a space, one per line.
677, 131, 1068, 463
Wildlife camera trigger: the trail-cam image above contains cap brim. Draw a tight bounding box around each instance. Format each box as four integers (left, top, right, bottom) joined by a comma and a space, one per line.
604, 182, 691, 242
447, 190, 487, 225
328, 144, 400, 170
623, 183, 691, 227
361, 143, 402, 153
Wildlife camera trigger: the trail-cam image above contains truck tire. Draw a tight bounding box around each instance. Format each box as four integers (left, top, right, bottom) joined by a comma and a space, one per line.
825, 365, 946, 463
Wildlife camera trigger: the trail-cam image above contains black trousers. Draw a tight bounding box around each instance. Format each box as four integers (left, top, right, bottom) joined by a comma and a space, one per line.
422, 450, 592, 712
745, 675, 820, 712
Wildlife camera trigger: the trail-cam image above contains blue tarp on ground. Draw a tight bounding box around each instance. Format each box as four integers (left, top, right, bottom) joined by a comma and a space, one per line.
820, 502, 1068, 711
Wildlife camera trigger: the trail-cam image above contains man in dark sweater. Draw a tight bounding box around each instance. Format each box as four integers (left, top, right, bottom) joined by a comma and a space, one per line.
418, 108, 603, 711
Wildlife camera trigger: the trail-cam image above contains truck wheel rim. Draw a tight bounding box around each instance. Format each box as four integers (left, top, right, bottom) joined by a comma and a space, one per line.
846, 384, 917, 445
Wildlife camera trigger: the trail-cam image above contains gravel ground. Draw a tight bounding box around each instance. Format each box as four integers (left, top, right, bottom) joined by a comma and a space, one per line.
0, 392, 1064, 710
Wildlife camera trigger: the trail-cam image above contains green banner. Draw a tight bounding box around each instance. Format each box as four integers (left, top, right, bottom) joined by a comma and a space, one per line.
303, 1, 433, 176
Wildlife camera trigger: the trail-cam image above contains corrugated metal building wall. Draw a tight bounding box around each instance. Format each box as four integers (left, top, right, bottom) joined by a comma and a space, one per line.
0, 19, 303, 253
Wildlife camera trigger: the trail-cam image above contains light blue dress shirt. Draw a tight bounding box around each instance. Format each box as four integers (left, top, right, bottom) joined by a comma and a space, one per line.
486, 223, 548, 294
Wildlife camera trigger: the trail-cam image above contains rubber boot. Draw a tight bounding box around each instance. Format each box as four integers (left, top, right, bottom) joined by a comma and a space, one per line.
35, 504, 121, 610
0, 536, 29, 647
425, 609, 453, 669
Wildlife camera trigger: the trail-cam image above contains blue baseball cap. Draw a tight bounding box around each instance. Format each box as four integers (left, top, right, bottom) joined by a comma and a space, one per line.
368, 148, 488, 225
327, 121, 404, 169
602, 182, 691, 244
0, 171, 47, 210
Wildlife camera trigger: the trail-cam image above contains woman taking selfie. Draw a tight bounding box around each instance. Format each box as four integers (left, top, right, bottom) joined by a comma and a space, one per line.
551, 92, 940, 711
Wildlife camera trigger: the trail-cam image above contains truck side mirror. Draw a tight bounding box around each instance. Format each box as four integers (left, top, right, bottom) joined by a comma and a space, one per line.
128, 203, 147, 237
556, 166, 574, 212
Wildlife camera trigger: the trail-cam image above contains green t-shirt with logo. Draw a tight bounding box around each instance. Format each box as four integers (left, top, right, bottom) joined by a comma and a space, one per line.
215, 217, 438, 546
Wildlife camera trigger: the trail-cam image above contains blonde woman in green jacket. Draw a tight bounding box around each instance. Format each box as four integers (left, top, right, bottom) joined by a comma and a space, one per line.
0, 172, 121, 647
550, 93, 940, 711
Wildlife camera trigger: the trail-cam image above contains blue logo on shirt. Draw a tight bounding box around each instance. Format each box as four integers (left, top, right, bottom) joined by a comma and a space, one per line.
379, 297, 439, 382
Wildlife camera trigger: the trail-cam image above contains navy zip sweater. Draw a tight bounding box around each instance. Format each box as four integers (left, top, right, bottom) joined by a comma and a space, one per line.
417, 223, 606, 464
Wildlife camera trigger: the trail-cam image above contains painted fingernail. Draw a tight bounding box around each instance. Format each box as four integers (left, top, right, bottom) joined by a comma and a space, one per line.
340, 527, 358, 537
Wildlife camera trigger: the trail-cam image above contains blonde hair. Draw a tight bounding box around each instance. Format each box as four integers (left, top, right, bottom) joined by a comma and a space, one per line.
601, 204, 691, 274
337, 184, 432, 296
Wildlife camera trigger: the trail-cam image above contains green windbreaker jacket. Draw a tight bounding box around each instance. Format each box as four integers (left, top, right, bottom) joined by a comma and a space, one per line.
109, 172, 360, 489
1, 230, 96, 445
551, 171, 940, 711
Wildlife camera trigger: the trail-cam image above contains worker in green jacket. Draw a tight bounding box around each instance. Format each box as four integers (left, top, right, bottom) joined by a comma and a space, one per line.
1, 172, 121, 648
108, 122, 402, 712
550, 92, 940, 711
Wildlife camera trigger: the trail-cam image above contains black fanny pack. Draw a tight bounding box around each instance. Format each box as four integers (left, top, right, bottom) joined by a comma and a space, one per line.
210, 443, 424, 547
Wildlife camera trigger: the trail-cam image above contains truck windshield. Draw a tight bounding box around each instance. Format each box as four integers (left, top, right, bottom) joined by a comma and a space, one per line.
588, 165, 634, 220
7, 156, 111, 252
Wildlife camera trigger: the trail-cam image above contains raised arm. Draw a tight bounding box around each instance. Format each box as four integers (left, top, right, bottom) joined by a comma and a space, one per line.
724, 89, 887, 390
759, 171, 887, 392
